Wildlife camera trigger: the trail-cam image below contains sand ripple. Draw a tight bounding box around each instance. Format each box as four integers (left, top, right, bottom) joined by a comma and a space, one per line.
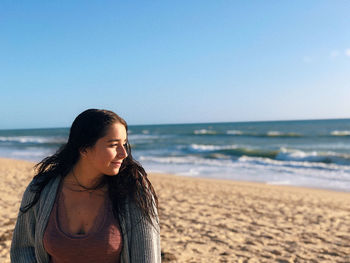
149, 173, 350, 262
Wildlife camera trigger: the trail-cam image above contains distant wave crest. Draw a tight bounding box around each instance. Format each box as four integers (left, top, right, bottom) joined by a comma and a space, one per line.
330, 130, 350, 136
190, 144, 238, 151
140, 153, 350, 175
276, 148, 350, 166
188, 144, 278, 159
193, 130, 303, 138
226, 130, 243, 135
0, 136, 67, 144
186, 144, 350, 166
193, 129, 217, 135
266, 131, 302, 137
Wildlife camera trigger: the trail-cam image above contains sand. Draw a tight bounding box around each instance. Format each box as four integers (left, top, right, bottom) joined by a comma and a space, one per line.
0, 158, 349, 262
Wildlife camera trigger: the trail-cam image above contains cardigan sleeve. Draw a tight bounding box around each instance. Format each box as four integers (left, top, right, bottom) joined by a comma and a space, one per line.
128, 194, 161, 263
10, 182, 38, 263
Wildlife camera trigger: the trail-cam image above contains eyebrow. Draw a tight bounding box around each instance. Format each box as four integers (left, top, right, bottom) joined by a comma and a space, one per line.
107, 139, 127, 143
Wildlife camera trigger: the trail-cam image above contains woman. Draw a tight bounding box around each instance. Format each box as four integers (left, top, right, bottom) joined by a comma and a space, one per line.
11, 109, 161, 263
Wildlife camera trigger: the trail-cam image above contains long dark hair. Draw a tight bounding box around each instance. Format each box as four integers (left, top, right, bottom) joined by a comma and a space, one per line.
21, 109, 159, 230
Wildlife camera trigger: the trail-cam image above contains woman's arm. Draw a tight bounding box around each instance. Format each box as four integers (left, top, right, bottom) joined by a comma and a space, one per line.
128, 195, 161, 263
10, 184, 38, 263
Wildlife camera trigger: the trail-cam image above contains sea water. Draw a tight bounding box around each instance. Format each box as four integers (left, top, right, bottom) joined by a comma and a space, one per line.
1, 119, 349, 192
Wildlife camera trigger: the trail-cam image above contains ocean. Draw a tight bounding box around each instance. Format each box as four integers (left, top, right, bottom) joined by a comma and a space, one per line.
1, 119, 350, 192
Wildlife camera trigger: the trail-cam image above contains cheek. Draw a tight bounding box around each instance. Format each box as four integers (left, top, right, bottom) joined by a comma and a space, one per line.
101, 148, 116, 161
90, 148, 114, 166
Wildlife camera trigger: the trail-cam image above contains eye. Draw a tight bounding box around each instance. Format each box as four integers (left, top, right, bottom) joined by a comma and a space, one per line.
109, 142, 128, 148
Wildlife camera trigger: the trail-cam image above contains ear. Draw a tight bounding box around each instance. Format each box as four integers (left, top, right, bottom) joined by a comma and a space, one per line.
79, 147, 88, 157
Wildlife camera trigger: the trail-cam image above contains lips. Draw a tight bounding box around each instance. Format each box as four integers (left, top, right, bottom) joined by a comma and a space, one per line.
111, 161, 122, 166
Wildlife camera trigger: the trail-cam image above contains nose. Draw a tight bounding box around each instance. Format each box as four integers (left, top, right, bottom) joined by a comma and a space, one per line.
117, 144, 128, 159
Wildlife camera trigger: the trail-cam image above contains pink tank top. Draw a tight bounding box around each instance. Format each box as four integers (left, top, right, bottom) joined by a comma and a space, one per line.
43, 186, 123, 263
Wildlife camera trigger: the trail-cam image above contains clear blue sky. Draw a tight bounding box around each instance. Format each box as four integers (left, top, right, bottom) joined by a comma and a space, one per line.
1, 1, 350, 129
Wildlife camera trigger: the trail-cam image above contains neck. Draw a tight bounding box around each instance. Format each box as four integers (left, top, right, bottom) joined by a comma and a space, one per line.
67, 160, 104, 189
73, 171, 102, 190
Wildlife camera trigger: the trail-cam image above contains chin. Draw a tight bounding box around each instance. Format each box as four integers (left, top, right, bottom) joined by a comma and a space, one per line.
106, 172, 119, 177
109, 169, 121, 176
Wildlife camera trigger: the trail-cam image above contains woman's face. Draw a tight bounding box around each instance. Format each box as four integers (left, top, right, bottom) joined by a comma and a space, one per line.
84, 122, 128, 176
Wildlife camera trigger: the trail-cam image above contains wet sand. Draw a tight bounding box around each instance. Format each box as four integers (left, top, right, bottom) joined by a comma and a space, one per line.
1, 158, 349, 262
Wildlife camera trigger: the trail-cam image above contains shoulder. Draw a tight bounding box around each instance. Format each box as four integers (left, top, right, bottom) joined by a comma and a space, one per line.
20, 175, 62, 212
126, 193, 160, 232
19, 179, 39, 211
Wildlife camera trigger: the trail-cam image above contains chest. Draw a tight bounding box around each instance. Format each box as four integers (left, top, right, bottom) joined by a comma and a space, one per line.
43, 184, 124, 262
59, 188, 107, 235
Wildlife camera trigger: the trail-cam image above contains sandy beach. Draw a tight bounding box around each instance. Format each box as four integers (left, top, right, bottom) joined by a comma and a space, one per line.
1, 158, 350, 262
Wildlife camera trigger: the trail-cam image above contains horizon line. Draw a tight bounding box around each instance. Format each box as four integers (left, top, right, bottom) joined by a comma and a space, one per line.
1, 116, 349, 131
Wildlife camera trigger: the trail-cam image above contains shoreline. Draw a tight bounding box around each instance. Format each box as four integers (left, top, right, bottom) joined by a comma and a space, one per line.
2, 156, 349, 194
151, 171, 350, 195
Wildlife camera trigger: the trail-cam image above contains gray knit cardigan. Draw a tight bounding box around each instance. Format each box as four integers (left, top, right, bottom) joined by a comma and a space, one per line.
10, 175, 161, 263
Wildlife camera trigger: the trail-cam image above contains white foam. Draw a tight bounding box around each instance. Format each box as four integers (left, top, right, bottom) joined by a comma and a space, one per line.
266, 131, 301, 137
194, 129, 216, 135
0, 147, 54, 162
138, 151, 350, 191
139, 155, 234, 167
226, 130, 243, 135
238, 155, 350, 174
128, 134, 159, 140
276, 148, 318, 162
140, 152, 350, 173
267, 131, 282, 136
266, 180, 292, 186
0, 136, 66, 144
275, 148, 350, 166
177, 169, 200, 177
331, 130, 350, 136
189, 144, 238, 151
146, 169, 167, 174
